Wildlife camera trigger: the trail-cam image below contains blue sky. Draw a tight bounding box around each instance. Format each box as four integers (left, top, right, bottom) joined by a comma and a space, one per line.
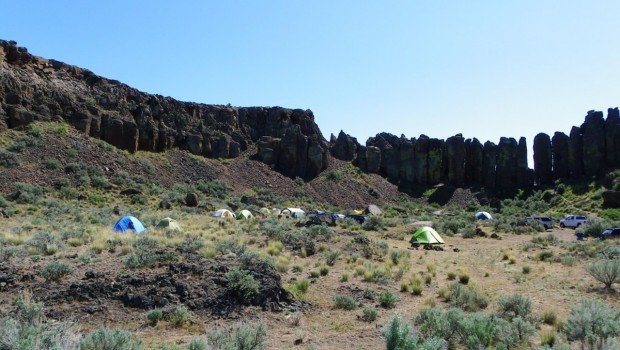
3, 1, 619, 164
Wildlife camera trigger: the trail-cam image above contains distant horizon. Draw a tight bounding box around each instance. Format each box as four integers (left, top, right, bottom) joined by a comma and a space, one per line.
2, 1, 618, 167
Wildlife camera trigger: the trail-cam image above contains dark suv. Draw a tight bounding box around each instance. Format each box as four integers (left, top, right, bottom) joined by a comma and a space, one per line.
525, 216, 553, 229
600, 228, 620, 240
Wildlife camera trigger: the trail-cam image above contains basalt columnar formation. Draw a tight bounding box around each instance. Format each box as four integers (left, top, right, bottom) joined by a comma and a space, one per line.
330, 108, 619, 192
0, 40, 328, 180
1, 40, 618, 192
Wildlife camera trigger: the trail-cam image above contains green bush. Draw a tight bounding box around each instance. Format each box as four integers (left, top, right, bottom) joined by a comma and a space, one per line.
196, 180, 231, 199
577, 218, 607, 238
563, 300, 620, 349
40, 261, 74, 281
361, 307, 379, 322
446, 283, 488, 312
600, 209, 620, 221
382, 315, 448, 350
586, 258, 620, 289
43, 159, 62, 170
14, 182, 46, 204
325, 250, 340, 266
79, 327, 142, 350
333, 294, 357, 310
415, 307, 464, 348
167, 306, 194, 327
207, 322, 266, 350
363, 216, 385, 231
0, 150, 19, 168
497, 294, 532, 321
225, 268, 260, 303
379, 290, 398, 309
146, 309, 164, 326
123, 237, 178, 268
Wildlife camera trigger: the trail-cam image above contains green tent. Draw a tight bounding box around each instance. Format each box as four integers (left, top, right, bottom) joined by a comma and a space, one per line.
411, 226, 444, 244
156, 217, 182, 231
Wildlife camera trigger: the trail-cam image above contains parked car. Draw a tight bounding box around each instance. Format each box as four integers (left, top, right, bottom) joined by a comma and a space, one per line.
559, 215, 587, 228
600, 228, 620, 240
525, 216, 553, 229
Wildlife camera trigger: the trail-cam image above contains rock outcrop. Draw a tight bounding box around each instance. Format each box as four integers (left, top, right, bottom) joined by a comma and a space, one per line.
0, 40, 328, 180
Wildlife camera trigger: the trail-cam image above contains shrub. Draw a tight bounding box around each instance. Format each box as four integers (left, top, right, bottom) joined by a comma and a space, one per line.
563, 300, 620, 349
560, 254, 576, 266
447, 272, 456, 280
0, 150, 19, 168
123, 237, 178, 268
415, 307, 464, 347
497, 294, 532, 320
600, 209, 620, 221
79, 327, 142, 350
188, 339, 207, 350
537, 251, 554, 262
288, 279, 310, 300
586, 258, 620, 289
577, 218, 607, 238
540, 330, 557, 347
40, 261, 74, 281
361, 307, 378, 322
167, 306, 194, 327
541, 310, 557, 326
522, 266, 531, 274
207, 322, 266, 350
325, 250, 340, 266
319, 266, 329, 276
146, 309, 164, 326
382, 315, 447, 350
43, 159, 62, 170
379, 290, 398, 309
458, 272, 470, 285
225, 268, 260, 302
446, 283, 488, 312
196, 180, 231, 199
14, 182, 46, 204
363, 216, 385, 231
333, 294, 357, 310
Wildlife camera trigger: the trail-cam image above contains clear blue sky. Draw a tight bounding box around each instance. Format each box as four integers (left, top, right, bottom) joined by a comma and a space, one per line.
3, 1, 619, 164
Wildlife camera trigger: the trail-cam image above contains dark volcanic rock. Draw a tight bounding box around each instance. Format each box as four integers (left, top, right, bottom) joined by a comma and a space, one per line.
533, 133, 552, 185
482, 141, 498, 190
445, 134, 466, 186
602, 190, 620, 208
552, 132, 570, 179
365, 146, 381, 174
516, 137, 530, 187
0, 40, 328, 180
581, 110, 606, 176
606, 107, 620, 167
185, 192, 199, 207
496, 137, 518, 190
331, 130, 358, 161
464, 138, 483, 185
413, 136, 429, 185
427, 138, 443, 185
568, 126, 584, 178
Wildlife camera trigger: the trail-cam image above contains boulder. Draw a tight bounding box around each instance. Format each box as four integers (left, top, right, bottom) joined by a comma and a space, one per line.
551, 132, 570, 179
185, 193, 199, 207
533, 133, 552, 185
365, 204, 382, 215
602, 190, 620, 208
581, 110, 606, 176
159, 199, 172, 209
331, 130, 358, 161
120, 188, 141, 196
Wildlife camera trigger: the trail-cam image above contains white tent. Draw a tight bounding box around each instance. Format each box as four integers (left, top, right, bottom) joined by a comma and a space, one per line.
281, 208, 305, 218
156, 217, 182, 231
475, 211, 493, 220
212, 209, 236, 219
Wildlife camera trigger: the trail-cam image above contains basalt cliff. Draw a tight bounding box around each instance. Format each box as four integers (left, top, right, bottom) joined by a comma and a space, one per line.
1, 40, 618, 194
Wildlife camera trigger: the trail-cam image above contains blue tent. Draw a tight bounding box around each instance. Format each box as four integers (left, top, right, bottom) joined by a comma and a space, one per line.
113, 216, 146, 233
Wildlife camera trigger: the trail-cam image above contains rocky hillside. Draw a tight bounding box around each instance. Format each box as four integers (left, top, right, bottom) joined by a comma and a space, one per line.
1, 39, 618, 196
0, 40, 328, 180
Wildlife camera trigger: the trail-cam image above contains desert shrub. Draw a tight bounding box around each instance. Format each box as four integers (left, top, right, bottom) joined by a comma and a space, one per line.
0, 149, 19, 168
91, 175, 110, 189
542, 310, 557, 326
361, 307, 379, 322
225, 268, 260, 302
0, 297, 78, 349
26, 232, 55, 254
497, 294, 532, 321
215, 239, 247, 256
560, 254, 576, 266
207, 322, 266, 350
532, 234, 559, 247
415, 307, 464, 347
319, 266, 329, 276
40, 261, 74, 281
577, 218, 607, 238
458, 272, 470, 285
446, 283, 488, 312
379, 290, 398, 309
123, 237, 177, 268
586, 258, 620, 289
13, 182, 46, 204
563, 300, 620, 349
600, 209, 620, 221
540, 330, 557, 347
43, 158, 62, 170
288, 279, 310, 300
167, 306, 194, 327
522, 266, 531, 274
363, 216, 385, 231
382, 315, 448, 350
326, 170, 342, 181
333, 295, 357, 310
447, 272, 456, 280
325, 250, 340, 266
537, 251, 554, 262
196, 180, 231, 199
188, 339, 207, 350
460, 313, 535, 349
79, 327, 142, 350
146, 309, 164, 326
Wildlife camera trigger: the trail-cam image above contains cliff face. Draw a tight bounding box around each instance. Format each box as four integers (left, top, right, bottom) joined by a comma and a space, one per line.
0, 40, 329, 180
331, 108, 619, 192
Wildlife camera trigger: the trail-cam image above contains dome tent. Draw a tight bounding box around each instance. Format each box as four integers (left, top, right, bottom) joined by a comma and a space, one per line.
113, 216, 146, 234
156, 217, 182, 231
237, 209, 254, 219
475, 211, 493, 220
281, 208, 305, 218
212, 209, 236, 219
411, 226, 444, 244
259, 208, 271, 217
